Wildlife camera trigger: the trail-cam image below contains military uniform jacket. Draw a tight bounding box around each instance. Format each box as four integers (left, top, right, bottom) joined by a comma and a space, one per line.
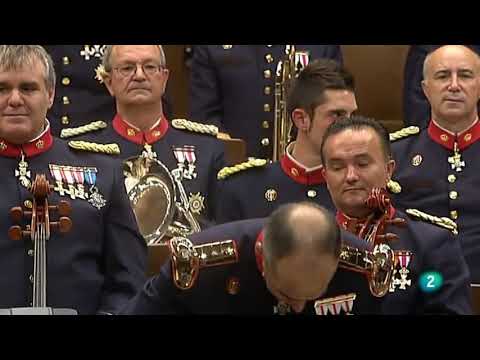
189, 45, 343, 159
338, 209, 471, 314
216, 149, 334, 224
69, 115, 226, 223
120, 218, 383, 315
0, 127, 147, 314
45, 45, 115, 137
392, 120, 480, 283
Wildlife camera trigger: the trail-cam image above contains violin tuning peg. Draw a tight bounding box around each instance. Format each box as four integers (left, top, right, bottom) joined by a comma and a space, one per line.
8, 226, 26, 241
58, 217, 72, 234
57, 200, 71, 216
10, 207, 24, 222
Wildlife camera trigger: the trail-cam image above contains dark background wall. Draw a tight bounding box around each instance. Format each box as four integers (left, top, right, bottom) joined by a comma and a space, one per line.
163, 45, 410, 133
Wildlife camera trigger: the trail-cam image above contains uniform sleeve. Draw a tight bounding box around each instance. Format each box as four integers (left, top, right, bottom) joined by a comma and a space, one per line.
215, 178, 245, 225
188, 45, 224, 130
422, 230, 472, 314
120, 263, 188, 314
97, 161, 148, 315
206, 140, 227, 224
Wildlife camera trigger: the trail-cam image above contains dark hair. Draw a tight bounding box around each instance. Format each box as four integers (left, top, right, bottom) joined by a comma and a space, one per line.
320, 115, 392, 165
286, 58, 355, 120
263, 202, 341, 267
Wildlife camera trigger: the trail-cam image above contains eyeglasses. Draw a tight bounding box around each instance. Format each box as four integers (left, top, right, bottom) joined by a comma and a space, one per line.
113, 63, 165, 78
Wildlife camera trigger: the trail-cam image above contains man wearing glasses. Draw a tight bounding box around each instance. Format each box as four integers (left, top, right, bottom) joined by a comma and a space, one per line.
61, 45, 226, 227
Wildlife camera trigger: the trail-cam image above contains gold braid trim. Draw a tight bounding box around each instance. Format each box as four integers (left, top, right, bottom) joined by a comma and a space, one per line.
60, 121, 108, 139
389, 126, 420, 142
387, 179, 402, 194
406, 208, 458, 235
172, 118, 219, 137
217, 158, 268, 180
68, 141, 121, 155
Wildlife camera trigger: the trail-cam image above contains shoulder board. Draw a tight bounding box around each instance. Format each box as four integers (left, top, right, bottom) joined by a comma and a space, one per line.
171, 118, 219, 137
217, 158, 268, 180
68, 141, 120, 155
386, 179, 402, 194
405, 208, 458, 235
389, 126, 420, 142
60, 121, 108, 139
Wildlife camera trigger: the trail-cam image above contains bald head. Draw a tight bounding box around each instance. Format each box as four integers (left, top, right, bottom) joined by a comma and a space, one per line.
263, 202, 341, 267
423, 45, 480, 80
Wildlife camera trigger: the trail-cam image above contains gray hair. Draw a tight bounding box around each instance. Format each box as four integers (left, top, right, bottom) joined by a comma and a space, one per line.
0, 45, 56, 90
102, 45, 167, 73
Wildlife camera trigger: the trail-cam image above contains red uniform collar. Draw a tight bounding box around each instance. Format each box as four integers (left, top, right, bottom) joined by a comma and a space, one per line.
428, 118, 480, 151
0, 123, 53, 158
280, 149, 325, 185
336, 205, 396, 233
112, 114, 169, 145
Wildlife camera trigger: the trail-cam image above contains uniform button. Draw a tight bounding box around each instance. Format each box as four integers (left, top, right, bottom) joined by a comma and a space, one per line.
61, 115, 69, 125
307, 190, 317, 198
262, 121, 270, 129
62, 56, 70, 65
62, 96, 70, 105
261, 138, 270, 146
27, 249, 34, 257
266, 45, 273, 48
263, 104, 271, 112
24, 200, 33, 209
62, 77, 71, 86
0, 141, 7, 151
448, 174, 456, 183
265, 54, 274, 64
264, 70, 272, 79
450, 210, 459, 220
264, 86, 272, 95
449, 191, 458, 200
29, 275, 34, 283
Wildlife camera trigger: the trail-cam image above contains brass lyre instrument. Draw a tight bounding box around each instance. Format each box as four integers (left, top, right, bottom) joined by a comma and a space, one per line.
338, 188, 407, 297
273, 45, 305, 162
339, 243, 395, 298
7, 174, 75, 314
123, 145, 201, 245
169, 236, 239, 290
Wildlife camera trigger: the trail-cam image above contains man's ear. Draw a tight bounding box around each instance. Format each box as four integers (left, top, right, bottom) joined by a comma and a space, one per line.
291, 108, 311, 133
104, 74, 115, 97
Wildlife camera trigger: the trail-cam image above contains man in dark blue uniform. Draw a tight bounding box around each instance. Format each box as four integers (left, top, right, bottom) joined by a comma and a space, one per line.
121, 202, 387, 315
321, 115, 471, 314
0, 45, 147, 314
403, 45, 480, 128
44, 45, 173, 137
60, 45, 226, 226
216, 59, 356, 223
189, 45, 343, 159
393, 45, 480, 284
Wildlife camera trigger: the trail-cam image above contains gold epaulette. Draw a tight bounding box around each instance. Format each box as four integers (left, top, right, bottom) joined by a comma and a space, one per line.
406, 208, 458, 235
95, 64, 107, 84
68, 141, 121, 155
171, 118, 219, 137
387, 179, 402, 194
60, 121, 108, 139
389, 126, 420, 142
217, 158, 268, 180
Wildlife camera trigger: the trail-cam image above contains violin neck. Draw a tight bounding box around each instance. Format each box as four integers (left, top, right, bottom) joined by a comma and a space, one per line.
32, 226, 47, 308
